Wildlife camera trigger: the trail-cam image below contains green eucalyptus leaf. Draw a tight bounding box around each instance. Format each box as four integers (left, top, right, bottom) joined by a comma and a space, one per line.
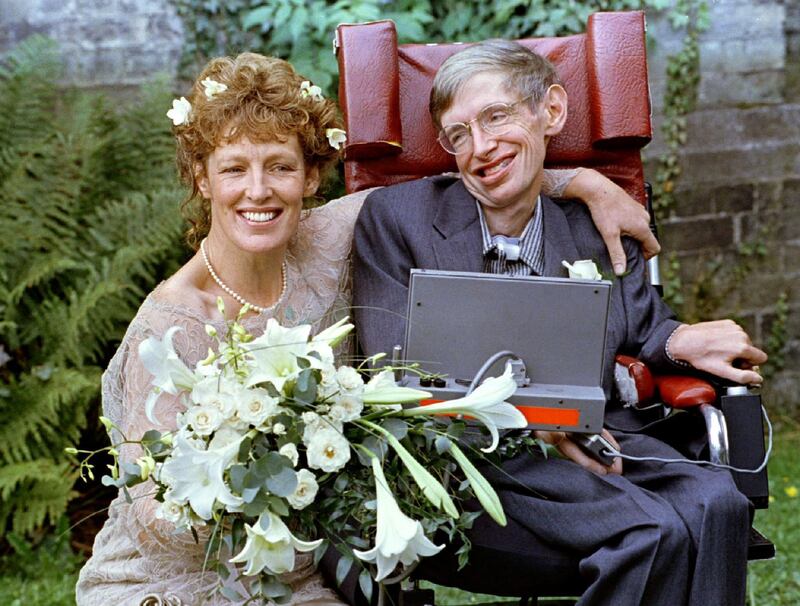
265, 465, 298, 497
229, 464, 247, 493
266, 496, 290, 517
380, 417, 408, 441
294, 368, 318, 404
358, 569, 374, 603
335, 555, 353, 587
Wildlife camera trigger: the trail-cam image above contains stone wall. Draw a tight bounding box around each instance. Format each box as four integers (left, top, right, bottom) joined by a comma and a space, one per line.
0, 0, 184, 89
644, 0, 799, 416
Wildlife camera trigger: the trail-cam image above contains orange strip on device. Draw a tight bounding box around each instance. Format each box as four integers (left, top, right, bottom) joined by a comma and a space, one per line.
516, 406, 580, 427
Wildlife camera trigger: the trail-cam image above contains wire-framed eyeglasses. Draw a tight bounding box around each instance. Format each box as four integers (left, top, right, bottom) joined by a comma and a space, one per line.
437, 94, 534, 155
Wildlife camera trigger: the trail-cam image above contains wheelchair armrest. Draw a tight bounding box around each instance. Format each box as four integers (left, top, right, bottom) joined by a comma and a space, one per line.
653, 375, 717, 409
614, 355, 717, 409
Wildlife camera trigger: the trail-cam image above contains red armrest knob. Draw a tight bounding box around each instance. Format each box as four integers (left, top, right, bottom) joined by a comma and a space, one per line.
614, 354, 655, 407
654, 375, 717, 409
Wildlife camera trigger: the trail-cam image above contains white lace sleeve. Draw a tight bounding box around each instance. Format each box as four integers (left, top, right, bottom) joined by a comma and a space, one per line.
541, 167, 581, 198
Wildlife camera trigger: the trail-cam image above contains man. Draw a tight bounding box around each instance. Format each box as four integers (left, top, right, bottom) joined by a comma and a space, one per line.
352, 40, 766, 605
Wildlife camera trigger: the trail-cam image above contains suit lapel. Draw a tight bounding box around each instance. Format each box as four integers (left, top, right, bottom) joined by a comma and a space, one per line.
541, 195, 581, 277
431, 180, 483, 272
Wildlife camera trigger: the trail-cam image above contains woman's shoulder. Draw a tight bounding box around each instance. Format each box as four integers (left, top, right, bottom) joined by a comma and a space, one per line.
148, 255, 219, 321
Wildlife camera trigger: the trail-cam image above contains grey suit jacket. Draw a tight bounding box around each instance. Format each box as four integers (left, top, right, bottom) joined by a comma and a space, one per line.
352, 175, 686, 428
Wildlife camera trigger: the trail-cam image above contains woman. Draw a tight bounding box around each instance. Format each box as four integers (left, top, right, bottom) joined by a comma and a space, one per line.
76, 51, 659, 605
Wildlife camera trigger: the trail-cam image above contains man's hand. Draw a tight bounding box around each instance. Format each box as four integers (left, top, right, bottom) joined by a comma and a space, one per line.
535, 428, 623, 476
562, 168, 660, 275
667, 320, 768, 385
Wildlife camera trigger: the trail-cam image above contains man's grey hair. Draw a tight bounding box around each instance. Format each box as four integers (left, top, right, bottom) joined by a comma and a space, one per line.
429, 39, 561, 129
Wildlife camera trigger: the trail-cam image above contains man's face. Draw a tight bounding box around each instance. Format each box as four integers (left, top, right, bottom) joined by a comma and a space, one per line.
438, 71, 565, 220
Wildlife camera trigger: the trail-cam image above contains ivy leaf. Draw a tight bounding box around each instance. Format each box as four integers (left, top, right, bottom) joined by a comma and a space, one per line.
241, 6, 272, 31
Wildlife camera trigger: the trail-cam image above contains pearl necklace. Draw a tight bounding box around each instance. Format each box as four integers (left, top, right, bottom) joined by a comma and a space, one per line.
200, 238, 287, 314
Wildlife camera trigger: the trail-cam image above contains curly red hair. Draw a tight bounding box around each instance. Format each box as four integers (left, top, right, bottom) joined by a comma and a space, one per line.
174, 53, 343, 249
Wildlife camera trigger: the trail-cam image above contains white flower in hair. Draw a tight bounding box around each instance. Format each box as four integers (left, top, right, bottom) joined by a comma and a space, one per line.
300, 80, 324, 101
326, 128, 347, 150
167, 97, 192, 126
201, 78, 228, 99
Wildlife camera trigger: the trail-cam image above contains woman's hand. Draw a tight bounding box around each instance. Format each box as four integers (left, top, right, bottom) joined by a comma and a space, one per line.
535, 428, 623, 476
562, 168, 661, 275
667, 320, 768, 385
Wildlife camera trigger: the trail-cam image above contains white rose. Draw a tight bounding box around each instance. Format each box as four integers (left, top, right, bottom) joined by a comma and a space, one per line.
328, 394, 363, 423
279, 443, 299, 467
302, 411, 342, 442
335, 366, 364, 393
287, 469, 319, 510
156, 499, 193, 530
236, 388, 280, 426
192, 376, 238, 418
186, 404, 223, 436
305, 428, 351, 473
317, 367, 339, 400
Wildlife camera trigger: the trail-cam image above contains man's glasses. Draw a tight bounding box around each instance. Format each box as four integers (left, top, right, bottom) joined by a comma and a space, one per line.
437, 94, 534, 155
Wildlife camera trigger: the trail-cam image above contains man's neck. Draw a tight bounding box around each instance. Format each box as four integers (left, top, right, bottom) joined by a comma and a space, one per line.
483, 195, 540, 237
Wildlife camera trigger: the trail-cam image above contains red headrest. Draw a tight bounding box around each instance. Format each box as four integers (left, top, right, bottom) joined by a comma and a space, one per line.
335, 11, 652, 202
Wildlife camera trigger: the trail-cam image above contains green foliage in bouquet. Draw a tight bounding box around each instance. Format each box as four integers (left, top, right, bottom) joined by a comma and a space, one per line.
0, 36, 187, 534
76, 306, 528, 602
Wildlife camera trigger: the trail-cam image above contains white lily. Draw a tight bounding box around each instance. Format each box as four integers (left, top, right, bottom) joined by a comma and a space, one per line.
364, 421, 458, 518
402, 363, 525, 452
241, 319, 317, 391
562, 259, 603, 280
160, 433, 242, 520
139, 326, 197, 423
353, 457, 444, 581
229, 511, 322, 576
166, 96, 192, 126
326, 128, 347, 150
312, 316, 354, 349
448, 442, 506, 526
201, 77, 227, 99
363, 370, 431, 407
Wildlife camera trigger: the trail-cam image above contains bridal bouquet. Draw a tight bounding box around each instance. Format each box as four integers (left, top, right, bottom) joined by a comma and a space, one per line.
92, 302, 526, 603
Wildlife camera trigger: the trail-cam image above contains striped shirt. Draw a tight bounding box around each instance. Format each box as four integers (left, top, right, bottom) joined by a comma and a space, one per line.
478, 196, 545, 276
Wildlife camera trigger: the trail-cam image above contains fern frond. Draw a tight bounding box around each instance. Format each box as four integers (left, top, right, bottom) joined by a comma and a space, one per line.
0, 460, 77, 534
0, 36, 61, 178
0, 367, 100, 463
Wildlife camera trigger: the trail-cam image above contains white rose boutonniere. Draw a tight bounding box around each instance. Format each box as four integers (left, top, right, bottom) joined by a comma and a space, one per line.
562, 259, 603, 280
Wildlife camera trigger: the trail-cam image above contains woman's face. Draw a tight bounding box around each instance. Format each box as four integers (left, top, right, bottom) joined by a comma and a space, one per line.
198, 134, 319, 258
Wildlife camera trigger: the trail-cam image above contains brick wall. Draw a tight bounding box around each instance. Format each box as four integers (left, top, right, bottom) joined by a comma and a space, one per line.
644, 0, 799, 416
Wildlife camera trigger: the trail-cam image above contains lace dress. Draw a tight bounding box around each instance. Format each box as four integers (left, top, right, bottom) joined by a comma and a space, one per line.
75, 190, 371, 606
